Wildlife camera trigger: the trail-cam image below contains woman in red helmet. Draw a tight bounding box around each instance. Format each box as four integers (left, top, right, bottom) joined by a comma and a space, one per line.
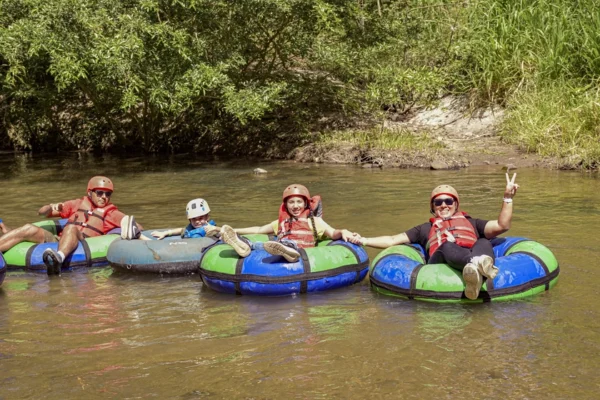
0, 176, 142, 275
352, 172, 519, 300
220, 184, 357, 263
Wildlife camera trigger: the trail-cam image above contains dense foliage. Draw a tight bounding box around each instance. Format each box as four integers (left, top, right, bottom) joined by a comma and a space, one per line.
1, 0, 599, 167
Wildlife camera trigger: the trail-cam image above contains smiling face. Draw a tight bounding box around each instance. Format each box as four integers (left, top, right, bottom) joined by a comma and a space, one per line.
286, 196, 307, 217
432, 195, 458, 219
189, 214, 210, 228
89, 189, 113, 208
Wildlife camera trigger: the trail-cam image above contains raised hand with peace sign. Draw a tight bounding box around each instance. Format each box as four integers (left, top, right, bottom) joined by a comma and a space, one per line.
504, 168, 520, 200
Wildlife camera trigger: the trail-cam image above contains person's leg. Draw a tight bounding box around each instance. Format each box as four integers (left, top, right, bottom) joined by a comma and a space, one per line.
429, 241, 484, 300
278, 239, 299, 250
220, 225, 251, 257
469, 238, 498, 279
429, 242, 472, 271
470, 238, 494, 259
462, 263, 482, 300
57, 224, 84, 256
0, 224, 54, 252
264, 239, 300, 262
43, 224, 84, 275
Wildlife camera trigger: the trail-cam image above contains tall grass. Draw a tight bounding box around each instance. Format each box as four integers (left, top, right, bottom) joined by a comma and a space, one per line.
442, 0, 600, 167
459, 0, 600, 96
310, 0, 600, 168
501, 83, 600, 169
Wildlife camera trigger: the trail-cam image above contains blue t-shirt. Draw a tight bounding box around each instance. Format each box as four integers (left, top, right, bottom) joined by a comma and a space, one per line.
182, 220, 216, 238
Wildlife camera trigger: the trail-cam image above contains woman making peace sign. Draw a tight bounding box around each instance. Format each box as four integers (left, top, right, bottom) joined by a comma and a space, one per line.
351, 172, 520, 300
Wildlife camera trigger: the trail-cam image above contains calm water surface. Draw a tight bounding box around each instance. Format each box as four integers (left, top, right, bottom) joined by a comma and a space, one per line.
0, 154, 598, 399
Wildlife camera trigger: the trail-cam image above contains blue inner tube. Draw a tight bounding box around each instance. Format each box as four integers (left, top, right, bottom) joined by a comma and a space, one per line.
200, 238, 370, 296
0, 253, 6, 286
2, 219, 120, 272
369, 236, 560, 302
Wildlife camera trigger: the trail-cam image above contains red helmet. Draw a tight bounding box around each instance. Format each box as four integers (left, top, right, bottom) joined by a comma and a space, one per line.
430, 184, 459, 210
282, 184, 310, 202
87, 176, 114, 192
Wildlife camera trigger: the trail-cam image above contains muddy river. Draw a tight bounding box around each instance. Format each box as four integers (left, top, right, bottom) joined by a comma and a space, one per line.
0, 154, 598, 398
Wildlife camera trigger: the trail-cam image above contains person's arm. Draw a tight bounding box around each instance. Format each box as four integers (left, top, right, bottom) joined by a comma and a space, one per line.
330, 228, 357, 241
0, 219, 9, 234
359, 233, 411, 248
152, 227, 184, 240
322, 221, 358, 243
37, 203, 64, 218
234, 223, 275, 235
484, 171, 520, 239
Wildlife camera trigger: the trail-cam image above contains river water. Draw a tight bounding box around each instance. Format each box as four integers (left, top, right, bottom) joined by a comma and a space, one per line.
0, 154, 598, 399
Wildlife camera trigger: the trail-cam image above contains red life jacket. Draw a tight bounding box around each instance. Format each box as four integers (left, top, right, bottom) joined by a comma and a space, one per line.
66, 196, 117, 238
426, 211, 478, 256
277, 196, 322, 248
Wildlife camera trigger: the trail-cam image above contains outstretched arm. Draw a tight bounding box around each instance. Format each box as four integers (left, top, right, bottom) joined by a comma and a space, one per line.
484, 171, 520, 238
358, 232, 411, 249
37, 203, 63, 218
234, 223, 275, 235
152, 227, 184, 240
324, 227, 359, 242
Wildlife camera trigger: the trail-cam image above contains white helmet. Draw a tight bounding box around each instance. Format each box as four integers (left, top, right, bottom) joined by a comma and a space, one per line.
186, 198, 211, 219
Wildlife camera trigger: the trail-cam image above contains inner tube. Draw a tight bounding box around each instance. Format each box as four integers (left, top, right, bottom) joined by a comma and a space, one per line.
369, 236, 559, 303
2, 219, 120, 273
0, 253, 6, 286
199, 234, 369, 296
107, 230, 217, 274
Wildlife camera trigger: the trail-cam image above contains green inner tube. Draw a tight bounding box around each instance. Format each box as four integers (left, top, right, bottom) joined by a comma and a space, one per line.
369, 237, 559, 303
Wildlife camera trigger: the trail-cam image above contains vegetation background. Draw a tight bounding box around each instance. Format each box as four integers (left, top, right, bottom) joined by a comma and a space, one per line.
1, 0, 598, 168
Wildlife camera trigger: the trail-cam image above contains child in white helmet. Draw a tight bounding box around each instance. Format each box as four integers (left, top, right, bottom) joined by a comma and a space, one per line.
220, 184, 358, 262
151, 198, 220, 240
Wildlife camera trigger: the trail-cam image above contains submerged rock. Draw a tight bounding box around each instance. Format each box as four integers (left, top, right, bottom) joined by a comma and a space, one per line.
430, 160, 449, 170
253, 168, 268, 174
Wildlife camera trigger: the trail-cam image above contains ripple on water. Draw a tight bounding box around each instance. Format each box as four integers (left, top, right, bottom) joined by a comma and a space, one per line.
0, 157, 598, 398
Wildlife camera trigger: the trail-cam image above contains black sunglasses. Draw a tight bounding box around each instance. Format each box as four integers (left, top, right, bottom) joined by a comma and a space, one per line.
93, 190, 112, 197
433, 197, 455, 207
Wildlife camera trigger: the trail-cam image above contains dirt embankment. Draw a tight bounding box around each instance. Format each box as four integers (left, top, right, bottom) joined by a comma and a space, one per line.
293, 96, 555, 170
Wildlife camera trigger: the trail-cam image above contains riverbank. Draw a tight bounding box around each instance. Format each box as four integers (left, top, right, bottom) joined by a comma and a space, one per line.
293, 97, 555, 170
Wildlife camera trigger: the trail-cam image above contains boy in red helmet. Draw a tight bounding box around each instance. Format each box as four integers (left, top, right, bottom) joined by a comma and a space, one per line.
0, 176, 143, 275
220, 184, 357, 262
351, 172, 520, 300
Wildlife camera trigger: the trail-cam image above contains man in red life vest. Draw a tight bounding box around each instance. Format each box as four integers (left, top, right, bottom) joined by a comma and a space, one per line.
0, 176, 143, 275
352, 172, 520, 300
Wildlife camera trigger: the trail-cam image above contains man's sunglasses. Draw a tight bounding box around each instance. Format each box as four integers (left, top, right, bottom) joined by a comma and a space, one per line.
433, 197, 455, 207
93, 190, 112, 198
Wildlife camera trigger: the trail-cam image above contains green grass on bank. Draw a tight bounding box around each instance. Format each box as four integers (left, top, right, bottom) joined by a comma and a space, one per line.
315, 127, 444, 152
461, 0, 600, 169
502, 83, 600, 169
